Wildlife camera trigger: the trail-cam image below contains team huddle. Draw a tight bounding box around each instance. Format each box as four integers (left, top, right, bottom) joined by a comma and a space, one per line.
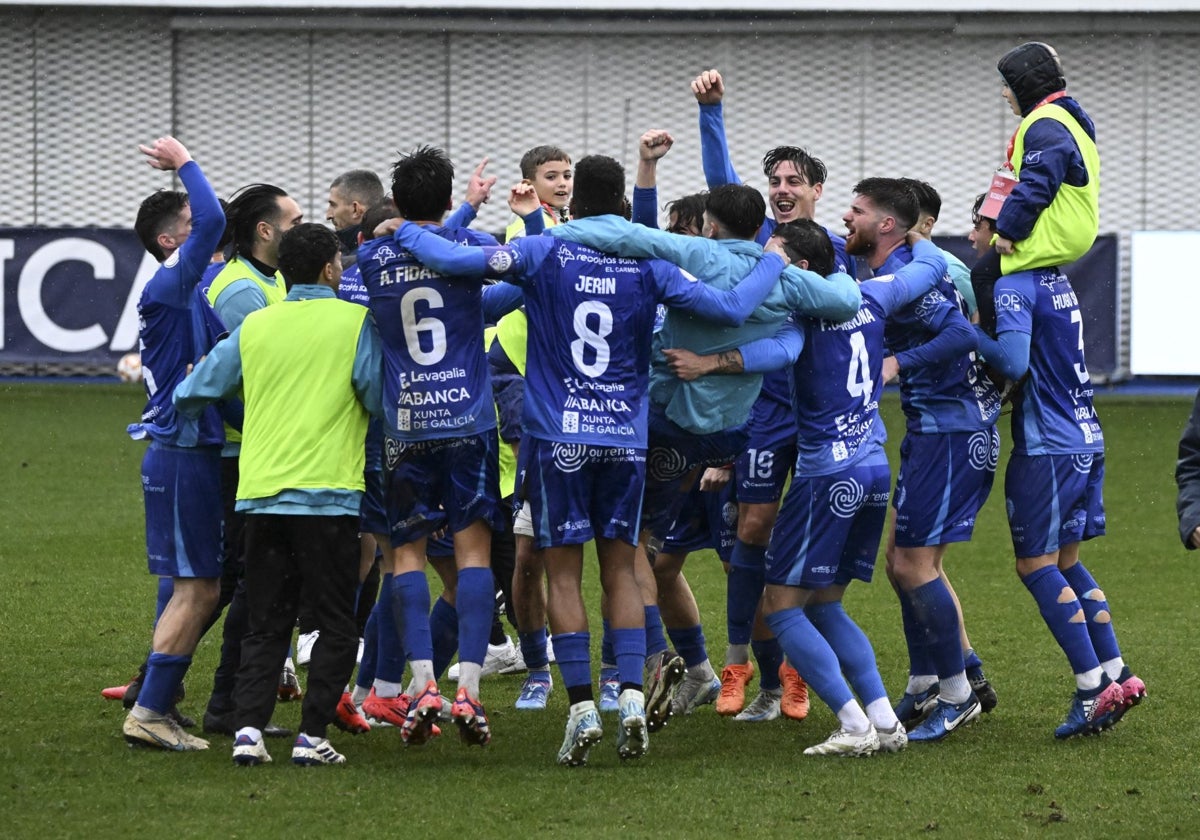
111, 42, 1145, 768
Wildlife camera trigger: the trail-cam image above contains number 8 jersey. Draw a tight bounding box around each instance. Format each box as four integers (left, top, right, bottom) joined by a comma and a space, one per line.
358, 226, 498, 442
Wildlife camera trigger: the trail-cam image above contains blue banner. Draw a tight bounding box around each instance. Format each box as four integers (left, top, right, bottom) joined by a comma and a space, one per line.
0, 228, 157, 364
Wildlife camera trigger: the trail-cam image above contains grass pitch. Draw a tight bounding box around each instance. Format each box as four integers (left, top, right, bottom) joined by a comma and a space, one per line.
2, 381, 1198, 838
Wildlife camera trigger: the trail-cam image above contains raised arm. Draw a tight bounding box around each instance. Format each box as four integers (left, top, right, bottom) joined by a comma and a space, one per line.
692, 69, 741, 187
861, 236, 947, 317
656, 251, 785, 327
445, 156, 497, 229
633, 129, 673, 228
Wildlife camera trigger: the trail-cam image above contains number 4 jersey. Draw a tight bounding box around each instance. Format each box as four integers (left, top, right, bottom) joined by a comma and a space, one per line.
358, 226, 499, 442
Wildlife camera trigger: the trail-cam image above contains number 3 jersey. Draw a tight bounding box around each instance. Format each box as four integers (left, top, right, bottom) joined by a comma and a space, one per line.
358, 226, 498, 442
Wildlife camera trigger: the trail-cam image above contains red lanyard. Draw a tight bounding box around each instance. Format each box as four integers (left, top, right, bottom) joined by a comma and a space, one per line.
1004, 90, 1068, 168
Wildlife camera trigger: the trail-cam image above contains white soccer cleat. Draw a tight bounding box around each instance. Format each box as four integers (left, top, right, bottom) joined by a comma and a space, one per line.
803, 725, 880, 757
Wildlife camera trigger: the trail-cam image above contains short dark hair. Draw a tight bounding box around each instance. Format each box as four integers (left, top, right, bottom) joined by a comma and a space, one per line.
705, 184, 765, 240
570, 155, 625, 219
329, 169, 385, 204
226, 183, 289, 259
762, 146, 828, 187
901, 178, 941, 221
391, 146, 453, 222
771, 220, 835, 277
359, 197, 399, 243
277, 223, 340, 290
665, 191, 707, 235
852, 177, 920, 231
134, 190, 188, 261
519, 145, 572, 180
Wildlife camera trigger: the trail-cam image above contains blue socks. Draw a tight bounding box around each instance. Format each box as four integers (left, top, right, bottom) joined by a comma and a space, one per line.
727, 541, 767, 646
1061, 562, 1122, 664
667, 624, 707, 669
429, 596, 458, 678
356, 606, 378, 690
805, 601, 888, 707
519, 627, 550, 670
375, 573, 406, 683
553, 631, 592, 690
752, 638, 784, 691
1022, 565, 1100, 676
898, 588, 936, 678
906, 578, 964, 681
611, 626, 647, 689
139, 652, 191, 714
394, 570, 433, 664
456, 566, 493, 669
765, 607, 853, 713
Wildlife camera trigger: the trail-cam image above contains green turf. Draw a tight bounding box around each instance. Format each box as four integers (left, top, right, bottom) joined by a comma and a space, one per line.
2, 382, 1198, 837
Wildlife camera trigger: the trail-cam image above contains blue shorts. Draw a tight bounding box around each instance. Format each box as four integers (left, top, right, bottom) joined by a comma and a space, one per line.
142, 442, 223, 579
735, 399, 796, 505
359, 469, 389, 538
892, 428, 999, 547
661, 479, 737, 562
642, 405, 749, 540
383, 432, 501, 547
765, 457, 891, 589
520, 437, 645, 549
1005, 452, 1106, 557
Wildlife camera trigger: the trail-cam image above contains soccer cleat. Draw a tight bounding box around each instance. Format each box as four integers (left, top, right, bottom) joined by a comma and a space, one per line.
362, 689, 410, 728
734, 689, 782, 722
671, 673, 721, 717
450, 687, 491, 747
968, 667, 998, 714
296, 630, 319, 667
877, 721, 909, 753
908, 695, 981, 743
616, 689, 649, 761
333, 691, 371, 735
803, 725, 880, 757
232, 732, 272, 766
450, 636, 526, 680
123, 710, 209, 752
893, 683, 940, 727
167, 705, 196, 729
291, 734, 345, 766
644, 650, 686, 732
121, 672, 146, 709
277, 658, 303, 702
598, 668, 621, 713
401, 680, 443, 746
557, 701, 604, 767
716, 662, 755, 716
1118, 667, 1147, 708
102, 681, 134, 701
779, 663, 810, 721
515, 671, 553, 711
1054, 680, 1125, 739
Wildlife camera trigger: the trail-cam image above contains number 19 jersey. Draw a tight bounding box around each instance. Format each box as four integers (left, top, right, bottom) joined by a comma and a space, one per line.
358, 226, 498, 442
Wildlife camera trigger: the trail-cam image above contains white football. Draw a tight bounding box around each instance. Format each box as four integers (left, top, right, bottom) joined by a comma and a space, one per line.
117, 352, 143, 383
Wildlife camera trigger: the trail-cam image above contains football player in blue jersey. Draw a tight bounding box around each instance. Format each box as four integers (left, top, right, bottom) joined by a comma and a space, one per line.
664, 218, 946, 755
122, 136, 226, 752
357, 146, 524, 749
389, 154, 793, 765
973, 211, 1144, 741
843, 178, 1003, 742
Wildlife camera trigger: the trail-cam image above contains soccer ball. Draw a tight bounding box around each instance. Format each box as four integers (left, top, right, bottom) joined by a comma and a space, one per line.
116, 352, 143, 383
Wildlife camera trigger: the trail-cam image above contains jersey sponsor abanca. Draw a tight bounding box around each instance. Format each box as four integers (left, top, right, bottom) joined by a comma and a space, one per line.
359, 226, 497, 441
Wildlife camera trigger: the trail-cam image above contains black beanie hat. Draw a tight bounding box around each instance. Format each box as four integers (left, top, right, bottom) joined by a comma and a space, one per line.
998, 42, 1066, 116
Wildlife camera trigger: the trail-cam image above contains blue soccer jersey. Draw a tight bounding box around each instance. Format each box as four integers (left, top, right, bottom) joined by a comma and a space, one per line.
994, 269, 1104, 456
128, 161, 226, 448
393, 220, 786, 449
792, 240, 946, 476
358, 226, 501, 443
880, 246, 1001, 434
337, 261, 370, 307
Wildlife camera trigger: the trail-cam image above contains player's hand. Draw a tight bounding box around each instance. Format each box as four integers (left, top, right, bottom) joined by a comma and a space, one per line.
373, 217, 403, 237
138, 136, 192, 171
1190, 525, 1200, 550
764, 234, 790, 262
639, 130, 675, 161
691, 69, 725, 105
994, 235, 1015, 255
508, 181, 541, 217
904, 229, 926, 248
699, 466, 732, 492
465, 157, 497, 210
881, 355, 900, 384
663, 347, 713, 381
